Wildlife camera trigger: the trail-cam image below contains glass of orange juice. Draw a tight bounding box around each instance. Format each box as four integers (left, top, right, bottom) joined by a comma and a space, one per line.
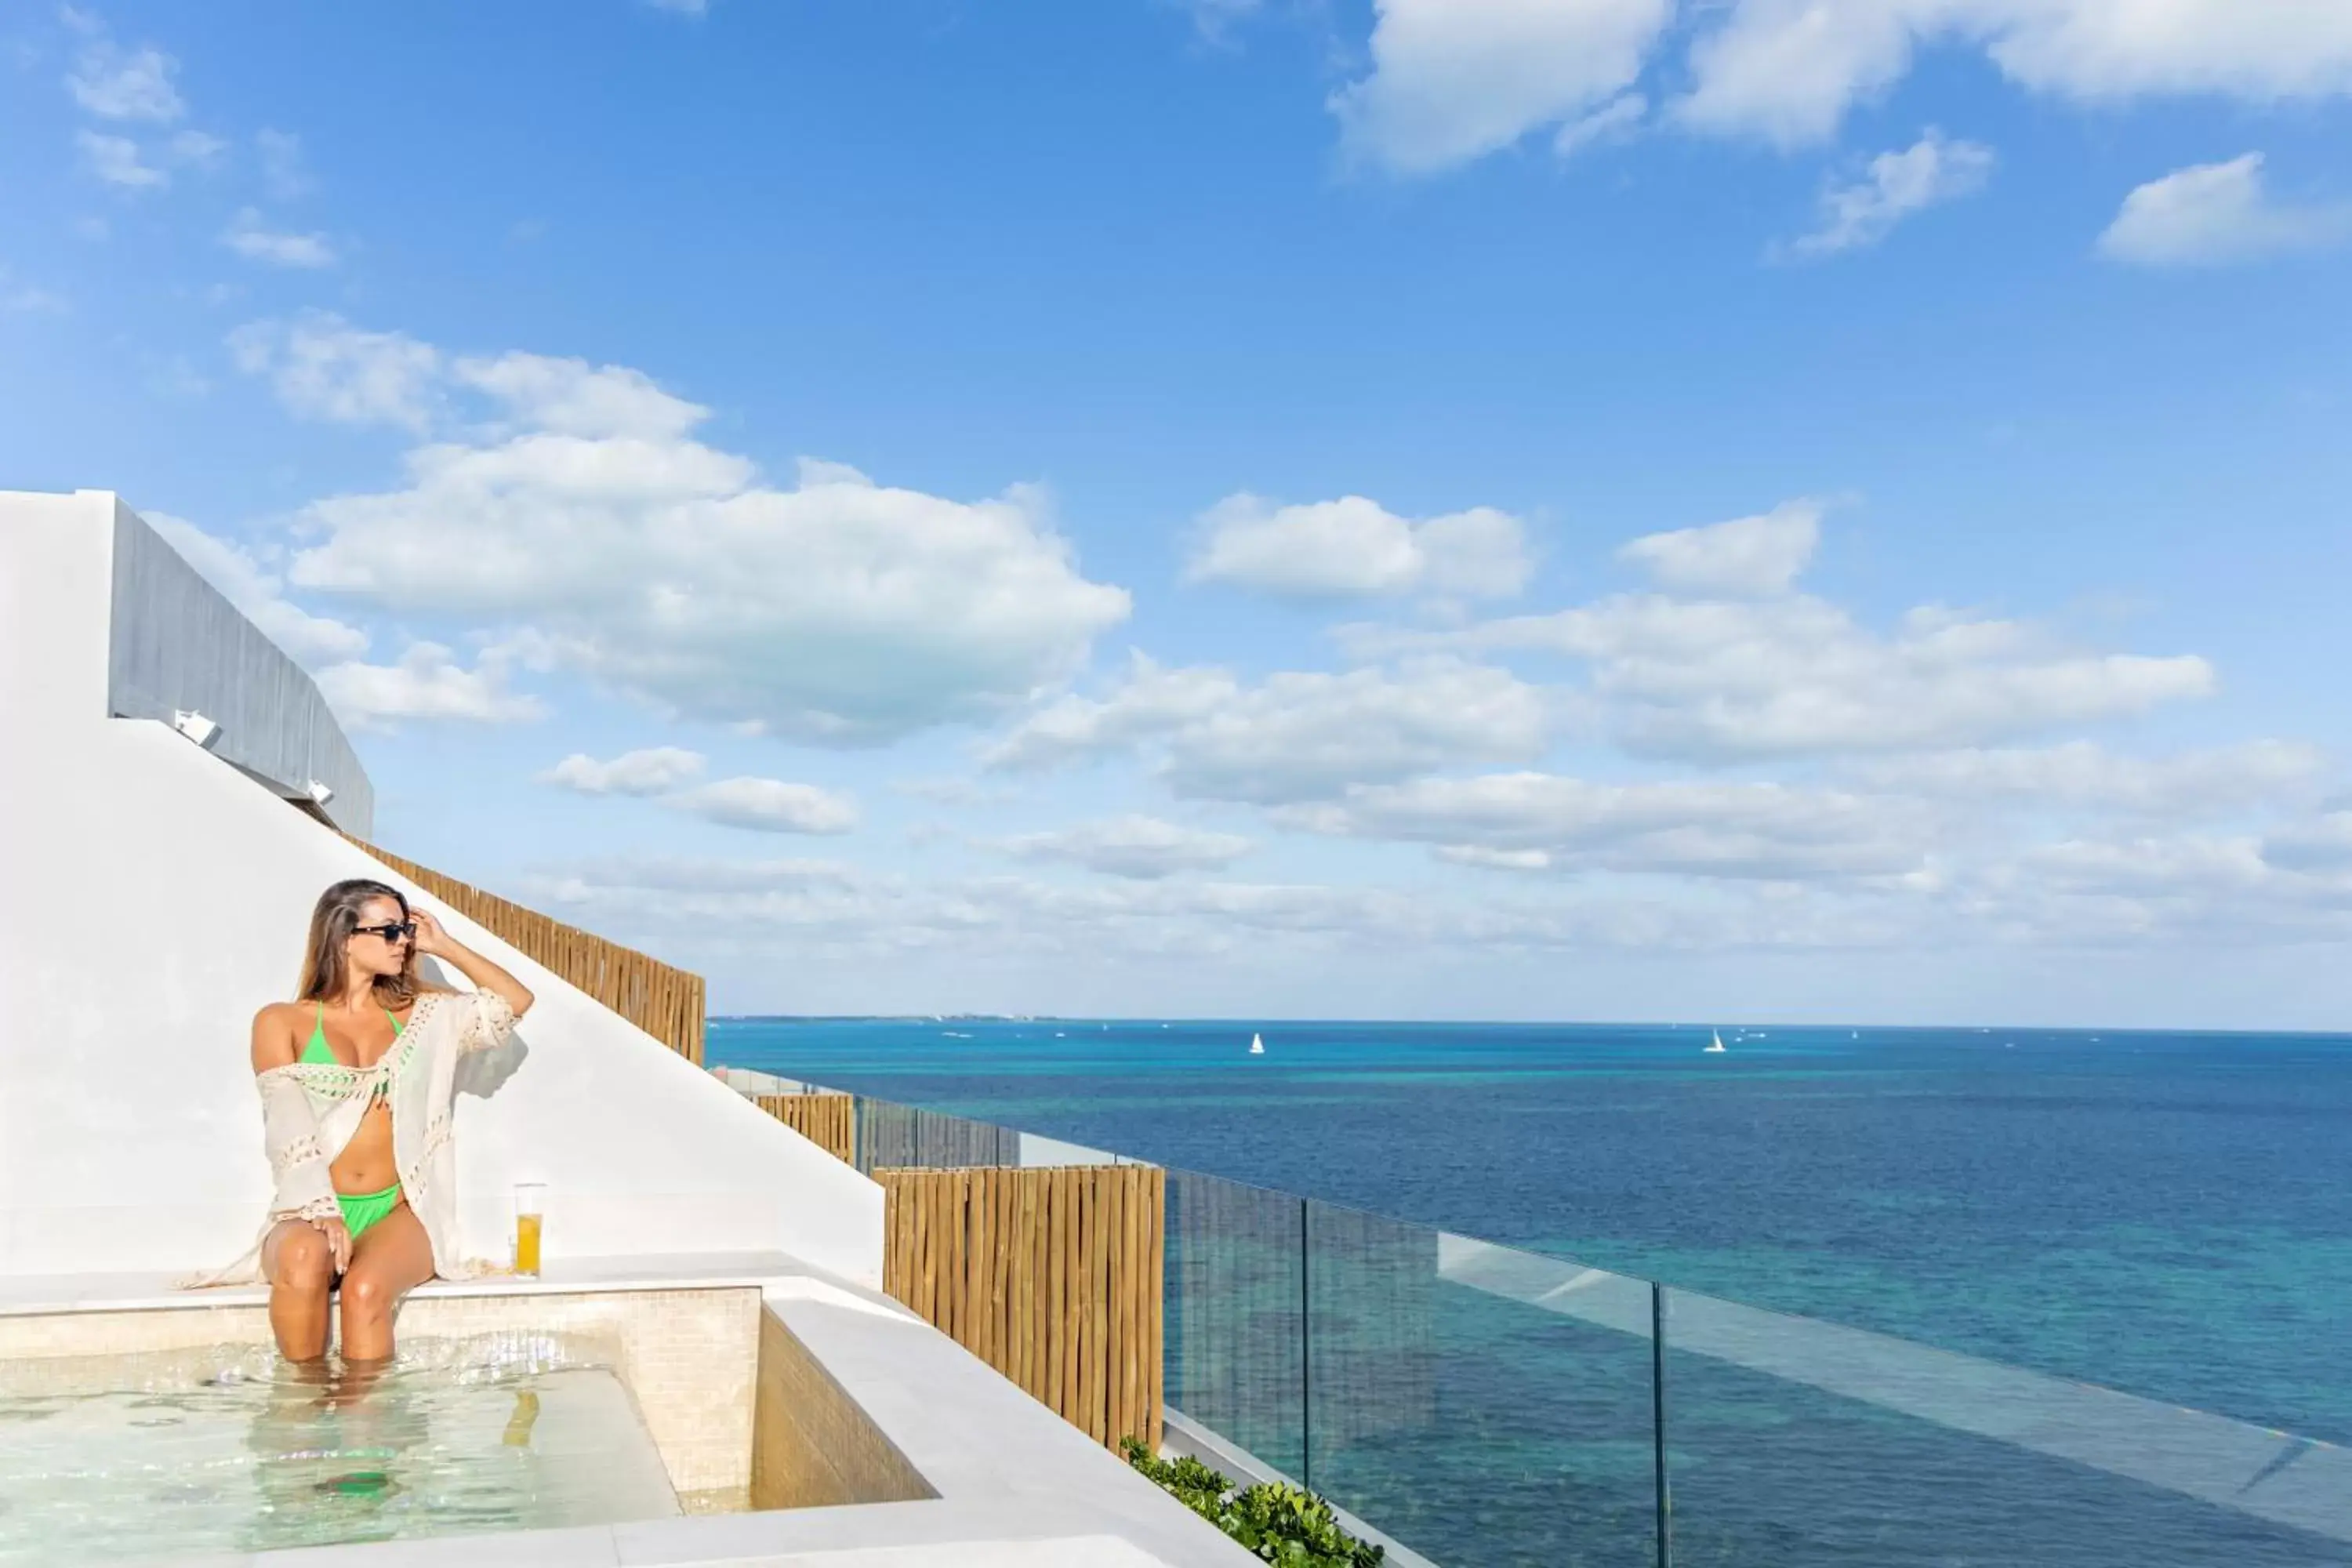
513, 1183, 546, 1277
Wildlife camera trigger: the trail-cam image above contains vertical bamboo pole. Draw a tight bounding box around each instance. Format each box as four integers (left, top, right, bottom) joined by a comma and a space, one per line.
985, 1170, 999, 1358
1049, 1167, 1069, 1418
993, 1170, 1014, 1372
979, 1170, 994, 1364
1013, 1172, 1033, 1396
1039, 1168, 1056, 1410
1089, 1167, 1112, 1444
916, 1170, 937, 1323
1108, 1166, 1130, 1445
1147, 1166, 1165, 1452
1073, 1169, 1094, 1433
1127, 1167, 1145, 1446
949, 1171, 966, 1349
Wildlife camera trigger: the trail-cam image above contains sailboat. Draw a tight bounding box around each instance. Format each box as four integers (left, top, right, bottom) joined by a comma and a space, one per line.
1704, 1028, 1727, 1054
1250, 1033, 1265, 1056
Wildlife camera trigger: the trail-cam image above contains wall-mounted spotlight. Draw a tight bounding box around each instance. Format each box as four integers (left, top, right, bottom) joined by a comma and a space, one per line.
305, 779, 336, 808
172, 710, 221, 750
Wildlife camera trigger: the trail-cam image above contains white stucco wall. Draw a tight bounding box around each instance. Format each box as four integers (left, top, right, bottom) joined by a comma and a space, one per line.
0, 490, 882, 1285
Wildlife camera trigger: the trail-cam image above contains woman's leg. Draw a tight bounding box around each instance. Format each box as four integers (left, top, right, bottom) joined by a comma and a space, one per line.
339, 1203, 434, 1363
263, 1220, 336, 1362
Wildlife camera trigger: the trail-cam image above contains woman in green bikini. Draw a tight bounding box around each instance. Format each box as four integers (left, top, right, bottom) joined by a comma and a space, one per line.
247, 880, 534, 1363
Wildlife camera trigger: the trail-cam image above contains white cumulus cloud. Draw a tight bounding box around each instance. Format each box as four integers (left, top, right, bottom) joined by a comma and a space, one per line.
2099, 154, 2352, 267
1285, 771, 1932, 880
987, 654, 1555, 803
1681, 0, 2352, 147
1308, 1, 2352, 175
78, 130, 165, 189
1186, 493, 1531, 600
229, 312, 442, 430
67, 39, 183, 122
316, 643, 544, 731
539, 750, 855, 836
221, 209, 338, 269
1330, 0, 1674, 175
539, 747, 708, 797
1617, 499, 1821, 597
451, 351, 708, 439
1855, 741, 2325, 816
667, 777, 859, 835
1554, 92, 1648, 158
980, 654, 1236, 772
1780, 130, 1995, 258
234, 322, 1131, 745
295, 456, 1120, 743
995, 815, 1256, 879
1363, 506, 2216, 764
169, 129, 226, 169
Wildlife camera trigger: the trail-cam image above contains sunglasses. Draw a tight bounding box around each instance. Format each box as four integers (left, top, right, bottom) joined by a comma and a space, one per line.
353, 921, 416, 944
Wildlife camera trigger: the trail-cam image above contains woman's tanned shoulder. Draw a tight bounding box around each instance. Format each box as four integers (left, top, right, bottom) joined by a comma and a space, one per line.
249, 1001, 307, 1071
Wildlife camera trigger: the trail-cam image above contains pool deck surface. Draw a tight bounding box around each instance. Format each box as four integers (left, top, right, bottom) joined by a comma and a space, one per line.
2, 1253, 1256, 1568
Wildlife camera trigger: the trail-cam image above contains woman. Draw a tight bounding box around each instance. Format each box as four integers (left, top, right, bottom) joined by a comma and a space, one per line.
233, 878, 535, 1363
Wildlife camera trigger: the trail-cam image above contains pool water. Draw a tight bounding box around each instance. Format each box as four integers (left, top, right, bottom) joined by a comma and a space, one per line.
0, 1334, 679, 1562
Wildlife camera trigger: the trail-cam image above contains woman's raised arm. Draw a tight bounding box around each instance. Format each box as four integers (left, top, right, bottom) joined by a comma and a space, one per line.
408, 908, 535, 1020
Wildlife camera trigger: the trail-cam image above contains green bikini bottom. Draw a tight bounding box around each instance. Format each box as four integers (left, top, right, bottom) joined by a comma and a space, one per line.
336, 1183, 403, 1241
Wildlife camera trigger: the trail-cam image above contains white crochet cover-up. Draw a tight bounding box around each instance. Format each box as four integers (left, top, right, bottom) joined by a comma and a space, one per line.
185, 987, 518, 1287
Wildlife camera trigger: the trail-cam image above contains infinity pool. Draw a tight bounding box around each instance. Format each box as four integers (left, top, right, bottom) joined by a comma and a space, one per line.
0, 1334, 679, 1562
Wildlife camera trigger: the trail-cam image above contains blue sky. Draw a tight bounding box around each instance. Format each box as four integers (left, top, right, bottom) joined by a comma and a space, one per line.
5, 0, 2352, 1025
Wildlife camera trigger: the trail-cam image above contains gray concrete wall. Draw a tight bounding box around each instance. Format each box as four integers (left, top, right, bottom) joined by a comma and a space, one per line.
102, 494, 375, 837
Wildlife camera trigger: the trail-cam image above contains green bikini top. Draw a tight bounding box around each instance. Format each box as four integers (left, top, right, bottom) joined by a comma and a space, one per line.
302, 1002, 405, 1067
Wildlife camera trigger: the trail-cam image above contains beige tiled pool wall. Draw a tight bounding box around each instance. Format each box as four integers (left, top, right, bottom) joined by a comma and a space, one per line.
0, 1286, 761, 1494
752, 1299, 935, 1510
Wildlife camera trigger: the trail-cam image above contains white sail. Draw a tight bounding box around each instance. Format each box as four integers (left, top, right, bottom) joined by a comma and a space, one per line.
1250, 1033, 1265, 1055
1705, 1028, 1726, 1054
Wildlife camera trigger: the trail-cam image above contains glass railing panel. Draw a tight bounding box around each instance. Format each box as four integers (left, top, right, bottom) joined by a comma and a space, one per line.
851, 1094, 1021, 1174
1165, 1169, 1309, 1482
1661, 1285, 2352, 1567
1307, 1199, 1660, 1566
1014, 1130, 1127, 1167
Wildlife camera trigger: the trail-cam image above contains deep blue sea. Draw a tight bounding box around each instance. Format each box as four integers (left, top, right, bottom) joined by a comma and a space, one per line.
711, 1018, 2352, 1566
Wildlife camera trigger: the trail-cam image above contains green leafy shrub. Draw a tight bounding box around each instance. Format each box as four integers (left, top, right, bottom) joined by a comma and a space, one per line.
1122, 1436, 1385, 1567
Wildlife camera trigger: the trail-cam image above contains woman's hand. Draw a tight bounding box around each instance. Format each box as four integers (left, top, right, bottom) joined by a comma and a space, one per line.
310, 1214, 353, 1273
406, 903, 535, 1020
408, 906, 456, 960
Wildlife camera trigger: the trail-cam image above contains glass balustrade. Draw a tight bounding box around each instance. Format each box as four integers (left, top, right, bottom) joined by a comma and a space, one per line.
816, 1087, 2348, 1568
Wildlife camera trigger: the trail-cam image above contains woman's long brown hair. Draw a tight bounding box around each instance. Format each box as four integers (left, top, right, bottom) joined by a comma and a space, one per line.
296, 879, 421, 1007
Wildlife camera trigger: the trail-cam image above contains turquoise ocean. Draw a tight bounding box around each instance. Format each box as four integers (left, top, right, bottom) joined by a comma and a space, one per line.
710, 1018, 2352, 1566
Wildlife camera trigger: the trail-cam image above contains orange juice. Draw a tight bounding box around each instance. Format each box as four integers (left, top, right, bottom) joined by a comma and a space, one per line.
515, 1212, 543, 1276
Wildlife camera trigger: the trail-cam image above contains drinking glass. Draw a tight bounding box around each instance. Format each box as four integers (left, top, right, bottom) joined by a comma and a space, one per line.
513, 1183, 546, 1277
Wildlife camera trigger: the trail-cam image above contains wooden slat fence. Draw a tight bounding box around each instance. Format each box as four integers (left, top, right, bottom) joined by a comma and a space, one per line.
345, 837, 706, 1065
754, 1093, 856, 1165
880, 1164, 1164, 1455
